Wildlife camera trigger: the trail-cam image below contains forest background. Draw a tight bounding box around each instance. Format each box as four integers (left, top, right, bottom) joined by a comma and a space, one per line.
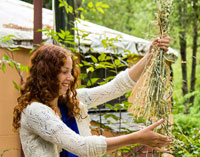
2, 0, 200, 156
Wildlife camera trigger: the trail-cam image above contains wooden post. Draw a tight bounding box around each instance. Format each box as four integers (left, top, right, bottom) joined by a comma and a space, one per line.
33, 0, 43, 45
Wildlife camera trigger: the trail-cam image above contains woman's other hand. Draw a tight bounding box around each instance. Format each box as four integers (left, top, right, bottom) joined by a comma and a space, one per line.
135, 119, 172, 152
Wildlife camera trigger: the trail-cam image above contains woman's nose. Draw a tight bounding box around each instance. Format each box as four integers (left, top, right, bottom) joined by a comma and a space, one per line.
67, 74, 74, 81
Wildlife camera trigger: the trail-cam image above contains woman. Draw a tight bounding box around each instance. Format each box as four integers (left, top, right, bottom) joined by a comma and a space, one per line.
13, 38, 172, 157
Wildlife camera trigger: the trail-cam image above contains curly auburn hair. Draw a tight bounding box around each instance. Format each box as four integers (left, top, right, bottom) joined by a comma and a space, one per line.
13, 44, 80, 130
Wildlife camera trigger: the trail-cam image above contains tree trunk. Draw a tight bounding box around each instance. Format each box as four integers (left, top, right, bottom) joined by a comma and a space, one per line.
189, 0, 198, 106
178, 0, 189, 113
179, 32, 188, 96
178, 8, 188, 96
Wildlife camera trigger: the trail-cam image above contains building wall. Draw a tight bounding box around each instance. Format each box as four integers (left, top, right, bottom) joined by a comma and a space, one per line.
0, 48, 30, 157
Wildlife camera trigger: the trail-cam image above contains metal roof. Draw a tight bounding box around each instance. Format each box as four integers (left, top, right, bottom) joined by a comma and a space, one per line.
0, 0, 178, 61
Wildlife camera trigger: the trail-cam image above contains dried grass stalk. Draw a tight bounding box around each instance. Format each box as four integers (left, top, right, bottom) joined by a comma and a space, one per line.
130, 0, 173, 135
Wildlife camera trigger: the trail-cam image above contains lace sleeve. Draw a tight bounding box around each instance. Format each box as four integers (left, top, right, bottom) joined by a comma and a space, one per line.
25, 102, 107, 157
77, 69, 136, 109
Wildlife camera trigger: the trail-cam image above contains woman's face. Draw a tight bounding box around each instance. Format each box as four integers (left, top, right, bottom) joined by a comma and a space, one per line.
58, 56, 74, 95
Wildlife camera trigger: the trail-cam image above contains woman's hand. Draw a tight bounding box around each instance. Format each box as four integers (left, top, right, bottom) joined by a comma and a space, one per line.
128, 37, 172, 82
149, 37, 172, 53
134, 119, 172, 152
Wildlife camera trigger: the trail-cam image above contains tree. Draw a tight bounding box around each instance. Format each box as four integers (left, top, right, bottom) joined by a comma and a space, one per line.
174, 0, 199, 114
189, 0, 199, 106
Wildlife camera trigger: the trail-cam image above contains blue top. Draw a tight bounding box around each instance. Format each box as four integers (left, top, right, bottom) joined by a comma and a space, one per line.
58, 103, 79, 157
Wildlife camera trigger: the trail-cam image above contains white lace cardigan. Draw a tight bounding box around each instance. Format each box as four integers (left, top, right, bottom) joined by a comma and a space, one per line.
20, 69, 136, 157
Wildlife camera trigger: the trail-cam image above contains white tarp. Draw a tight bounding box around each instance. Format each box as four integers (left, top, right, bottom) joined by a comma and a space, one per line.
0, 0, 178, 62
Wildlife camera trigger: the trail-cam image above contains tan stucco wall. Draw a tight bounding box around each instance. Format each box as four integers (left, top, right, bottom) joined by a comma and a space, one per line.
0, 48, 30, 157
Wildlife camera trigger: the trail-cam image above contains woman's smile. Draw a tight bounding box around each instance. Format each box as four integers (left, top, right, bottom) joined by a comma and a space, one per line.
61, 82, 69, 90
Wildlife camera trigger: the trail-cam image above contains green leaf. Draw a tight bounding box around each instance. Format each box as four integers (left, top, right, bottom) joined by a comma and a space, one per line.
64, 41, 76, 45
0, 35, 15, 42
78, 84, 86, 88
7, 61, 14, 68
96, 2, 102, 7
105, 56, 111, 60
3, 54, 9, 61
60, 29, 65, 35
80, 14, 85, 20
58, 33, 65, 39
12, 81, 20, 91
68, 5, 73, 13
63, 0, 68, 6
97, 7, 104, 14
134, 116, 146, 123
88, 2, 93, 8
82, 60, 91, 66
105, 76, 114, 82
78, 7, 84, 11
105, 104, 114, 109
101, 4, 109, 8
87, 78, 99, 86
2, 63, 5, 72
82, 33, 89, 38
114, 59, 120, 66
87, 66, 94, 73
80, 73, 87, 80
20, 65, 29, 72
6, 35, 15, 39
10, 48, 20, 51
90, 55, 97, 63
114, 103, 124, 110
104, 113, 119, 121
98, 53, 106, 61
58, 2, 64, 7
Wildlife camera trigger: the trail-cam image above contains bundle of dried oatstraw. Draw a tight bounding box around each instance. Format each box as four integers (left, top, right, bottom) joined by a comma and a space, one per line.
130, 0, 173, 136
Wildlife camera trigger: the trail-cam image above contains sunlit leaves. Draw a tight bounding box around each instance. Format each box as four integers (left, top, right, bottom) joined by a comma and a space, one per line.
114, 59, 120, 66
90, 55, 97, 63
98, 53, 106, 61
58, 0, 73, 13
0, 35, 15, 43
1, 63, 5, 72
97, 7, 104, 14
13, 81, 20, 91
87, 78, 99, 86
84, 1, 109, 14
88, 2, 93, 8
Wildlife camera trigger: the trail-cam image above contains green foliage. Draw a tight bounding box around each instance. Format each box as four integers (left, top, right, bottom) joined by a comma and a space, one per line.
172, 46, 200, 155
172, 89, 200, 155
172, 113, 200, 155
82, 0, 158, 40
59, 0, 74, 13
0, 36, 28, 90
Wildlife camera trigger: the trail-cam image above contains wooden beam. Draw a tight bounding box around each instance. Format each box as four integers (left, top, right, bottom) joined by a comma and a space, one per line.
33, 0, 43, 45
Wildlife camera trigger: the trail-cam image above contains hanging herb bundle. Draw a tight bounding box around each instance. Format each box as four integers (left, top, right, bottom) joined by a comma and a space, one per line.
130, 0, 173, 136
